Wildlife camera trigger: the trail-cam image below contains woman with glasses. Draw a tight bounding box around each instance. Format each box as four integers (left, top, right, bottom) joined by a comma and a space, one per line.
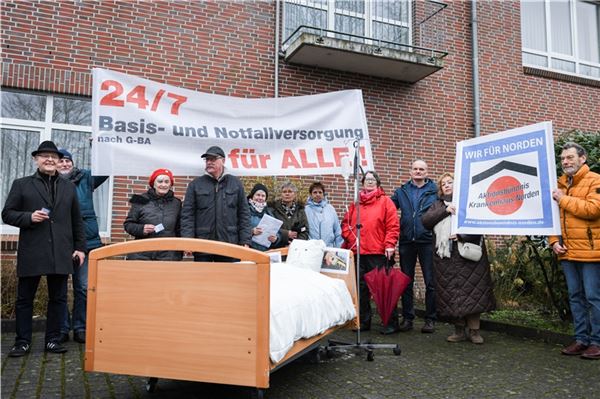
269, 181, 309, 248
124, 168, 183, 261
421, 172, 495, 344
341, 171, 400, 334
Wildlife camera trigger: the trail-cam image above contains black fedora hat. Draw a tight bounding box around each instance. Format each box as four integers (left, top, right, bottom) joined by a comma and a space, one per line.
31, 141, 63, 158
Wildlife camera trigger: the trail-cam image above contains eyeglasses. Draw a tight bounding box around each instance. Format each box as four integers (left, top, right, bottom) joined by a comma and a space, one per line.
36, 154, 60, 160
364, 178, 377, 183
204, 156, 223, 162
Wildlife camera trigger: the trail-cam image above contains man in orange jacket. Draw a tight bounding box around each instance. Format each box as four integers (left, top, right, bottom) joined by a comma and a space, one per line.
550, 142, 600, 360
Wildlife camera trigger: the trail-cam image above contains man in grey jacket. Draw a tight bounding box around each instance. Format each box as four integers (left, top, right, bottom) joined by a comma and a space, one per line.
180, 146, 251, 261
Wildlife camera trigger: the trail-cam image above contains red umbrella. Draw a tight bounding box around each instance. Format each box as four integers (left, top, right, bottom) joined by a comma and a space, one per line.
364, 260, 411, 326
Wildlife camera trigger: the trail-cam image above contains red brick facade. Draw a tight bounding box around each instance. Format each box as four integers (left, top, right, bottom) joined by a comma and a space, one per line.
2, 1, 599, 272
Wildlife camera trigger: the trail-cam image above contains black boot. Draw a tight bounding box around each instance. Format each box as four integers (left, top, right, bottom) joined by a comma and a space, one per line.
380, 323, 400, 335
398, 319, 413, 332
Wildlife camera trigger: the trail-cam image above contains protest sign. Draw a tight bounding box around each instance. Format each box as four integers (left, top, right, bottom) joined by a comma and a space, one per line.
452, 122, 560, 235
91, 68, 372, 176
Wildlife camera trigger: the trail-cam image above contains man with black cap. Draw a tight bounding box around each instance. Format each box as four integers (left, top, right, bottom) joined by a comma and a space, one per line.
56, 148, 108, 344
2, 141, 86, 357
181, 145, 251, 261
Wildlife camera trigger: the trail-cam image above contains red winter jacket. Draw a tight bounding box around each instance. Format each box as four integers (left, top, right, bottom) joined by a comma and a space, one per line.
341, 187, 400, 255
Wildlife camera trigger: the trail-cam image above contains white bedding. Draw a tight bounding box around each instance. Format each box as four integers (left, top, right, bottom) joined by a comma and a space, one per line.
269, 264, 356, 363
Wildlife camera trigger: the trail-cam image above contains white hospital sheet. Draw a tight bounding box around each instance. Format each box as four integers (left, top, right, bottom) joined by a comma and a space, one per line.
269, 264, 356, 363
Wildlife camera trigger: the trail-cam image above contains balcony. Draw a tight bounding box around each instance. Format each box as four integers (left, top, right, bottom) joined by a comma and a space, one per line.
280, 0, 448, 83
281, 27, 446, 83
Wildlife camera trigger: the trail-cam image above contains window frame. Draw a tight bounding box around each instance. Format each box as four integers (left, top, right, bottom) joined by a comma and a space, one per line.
0, 91, 113, 237
521, 0, 600, 81
282, 0, 412, 47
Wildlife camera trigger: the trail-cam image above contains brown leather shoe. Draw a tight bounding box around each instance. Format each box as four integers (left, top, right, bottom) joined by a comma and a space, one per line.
581, 344, 600, 360
561, 341, 588, 356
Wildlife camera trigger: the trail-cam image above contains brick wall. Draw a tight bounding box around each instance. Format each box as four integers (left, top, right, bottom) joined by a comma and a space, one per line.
2, 1, 599, 297
476, 1, 600, 135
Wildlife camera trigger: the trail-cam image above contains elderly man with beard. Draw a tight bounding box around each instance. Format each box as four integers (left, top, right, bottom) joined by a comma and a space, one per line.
2, 141, 86, 357
550, 142, 600, 360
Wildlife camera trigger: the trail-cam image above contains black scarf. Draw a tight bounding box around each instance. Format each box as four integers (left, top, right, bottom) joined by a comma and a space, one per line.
37, 170, 59, 206
279, 200, 296, 219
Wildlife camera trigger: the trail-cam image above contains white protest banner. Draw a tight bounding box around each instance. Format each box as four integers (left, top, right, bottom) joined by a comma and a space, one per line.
452, 122, 560, 235
91, 68, 372, 176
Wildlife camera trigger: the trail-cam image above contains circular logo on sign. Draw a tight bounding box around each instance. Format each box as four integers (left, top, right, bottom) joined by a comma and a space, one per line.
485, 176, 523, 215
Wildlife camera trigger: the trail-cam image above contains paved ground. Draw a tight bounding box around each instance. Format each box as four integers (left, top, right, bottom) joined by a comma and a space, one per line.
2, 320, 598, 399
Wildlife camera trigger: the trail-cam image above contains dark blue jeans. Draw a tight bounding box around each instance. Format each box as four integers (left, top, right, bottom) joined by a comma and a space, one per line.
399, 243, 436, 322
15, 274, 67, 345
62, 256, 88, 333
562, 261, 600, 346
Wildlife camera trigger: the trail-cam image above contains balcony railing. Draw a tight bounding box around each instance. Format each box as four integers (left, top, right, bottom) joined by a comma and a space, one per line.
282, 25, 448, 61
279, 0, 448, 82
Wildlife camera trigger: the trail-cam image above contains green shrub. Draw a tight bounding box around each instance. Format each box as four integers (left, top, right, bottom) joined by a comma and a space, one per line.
487, 236, 570, 320
1, 263, 50, 319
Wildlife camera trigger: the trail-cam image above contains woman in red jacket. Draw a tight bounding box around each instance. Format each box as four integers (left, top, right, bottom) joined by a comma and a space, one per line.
342, 171, 400, 334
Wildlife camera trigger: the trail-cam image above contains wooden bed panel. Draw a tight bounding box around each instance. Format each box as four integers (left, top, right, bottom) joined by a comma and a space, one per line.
88, 260, 267, 386
85, 239, 271, 388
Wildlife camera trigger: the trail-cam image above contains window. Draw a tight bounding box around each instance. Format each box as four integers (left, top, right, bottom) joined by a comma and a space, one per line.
521, 0, 600, 80
0, 90, 112, 236
283, 0, 411, 49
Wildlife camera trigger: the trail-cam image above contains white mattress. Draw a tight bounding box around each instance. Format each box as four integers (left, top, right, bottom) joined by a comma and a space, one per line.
269, 264, 356, 363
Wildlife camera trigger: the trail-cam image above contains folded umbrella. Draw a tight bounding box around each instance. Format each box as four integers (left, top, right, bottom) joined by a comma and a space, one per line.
363, 257, 411, 326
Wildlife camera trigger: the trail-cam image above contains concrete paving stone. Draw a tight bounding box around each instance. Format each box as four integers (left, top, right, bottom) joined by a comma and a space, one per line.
13, 388, 39, 399
2, 323, 600, 398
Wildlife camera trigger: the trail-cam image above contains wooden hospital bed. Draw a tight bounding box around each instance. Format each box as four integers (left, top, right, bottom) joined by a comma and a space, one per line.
84, 238, 358, 397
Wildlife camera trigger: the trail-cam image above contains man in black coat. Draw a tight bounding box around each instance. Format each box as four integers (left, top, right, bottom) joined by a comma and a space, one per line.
2, 141, 86, 357
180, 146, 251, 261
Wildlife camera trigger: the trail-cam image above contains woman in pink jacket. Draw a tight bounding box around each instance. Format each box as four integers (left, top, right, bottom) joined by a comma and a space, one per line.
342, 171, 400, 334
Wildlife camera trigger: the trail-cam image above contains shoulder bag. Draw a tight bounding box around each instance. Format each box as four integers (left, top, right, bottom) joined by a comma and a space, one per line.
457, 237, 484, 262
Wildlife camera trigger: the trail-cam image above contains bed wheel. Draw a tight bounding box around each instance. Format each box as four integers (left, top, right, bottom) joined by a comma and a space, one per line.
366, 350, 375, 361
393, 345, 402, 356
326, 348, 335, 359
250, 388, 265, 399
146, 377, 158, 393
313, 349, 322, 363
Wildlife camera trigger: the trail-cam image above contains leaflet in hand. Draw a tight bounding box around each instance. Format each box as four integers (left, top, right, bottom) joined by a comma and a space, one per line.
252, 214, 283, 248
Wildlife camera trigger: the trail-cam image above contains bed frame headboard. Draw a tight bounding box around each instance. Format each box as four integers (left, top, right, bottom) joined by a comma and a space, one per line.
84, 238, 358, 389
85, 238, 272, 388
